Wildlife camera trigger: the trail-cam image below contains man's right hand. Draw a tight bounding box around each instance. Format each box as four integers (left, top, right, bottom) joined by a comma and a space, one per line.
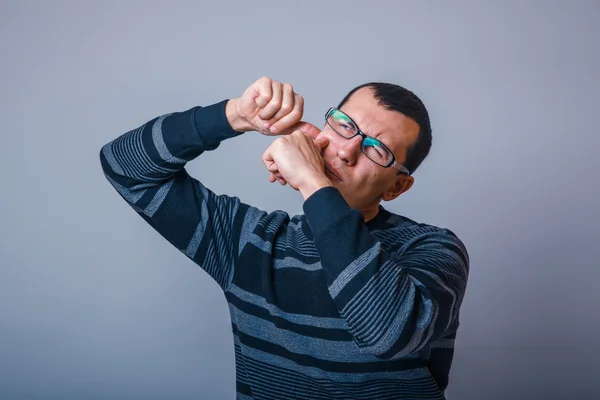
225, 77, 320, 138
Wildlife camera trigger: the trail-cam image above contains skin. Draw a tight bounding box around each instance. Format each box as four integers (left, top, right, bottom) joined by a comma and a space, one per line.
225, 77, 420, 222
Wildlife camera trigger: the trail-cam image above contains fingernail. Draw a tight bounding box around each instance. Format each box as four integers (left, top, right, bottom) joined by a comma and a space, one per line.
263, 122, 270, 130
270, 126, 277, 133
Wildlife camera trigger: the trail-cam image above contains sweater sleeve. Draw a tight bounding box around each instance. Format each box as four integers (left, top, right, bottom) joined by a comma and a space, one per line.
303, 186, 469, 359
99, 100, 247, 290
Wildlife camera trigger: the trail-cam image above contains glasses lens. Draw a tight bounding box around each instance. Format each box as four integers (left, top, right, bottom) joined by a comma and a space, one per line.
327, 109, 357, 138
363, 137, 393, 166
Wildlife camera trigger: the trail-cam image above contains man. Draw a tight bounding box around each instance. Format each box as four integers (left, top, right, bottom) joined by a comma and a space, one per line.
100, 76, 469, 400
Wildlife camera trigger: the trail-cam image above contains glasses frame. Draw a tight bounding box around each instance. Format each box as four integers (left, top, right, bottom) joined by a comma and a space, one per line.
325, 107, 410, 175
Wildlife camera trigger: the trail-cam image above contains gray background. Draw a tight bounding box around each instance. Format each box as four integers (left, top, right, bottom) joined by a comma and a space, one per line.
1, 1, 599, 399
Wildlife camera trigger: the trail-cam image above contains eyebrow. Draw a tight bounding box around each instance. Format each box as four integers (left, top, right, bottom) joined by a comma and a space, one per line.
370, 131, 384, 140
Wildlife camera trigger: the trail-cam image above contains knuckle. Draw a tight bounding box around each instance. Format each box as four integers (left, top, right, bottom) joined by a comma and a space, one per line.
280, 103, 293, 113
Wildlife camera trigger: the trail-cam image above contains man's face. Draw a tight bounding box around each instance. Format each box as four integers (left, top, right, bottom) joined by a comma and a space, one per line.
318, 87, 420, 213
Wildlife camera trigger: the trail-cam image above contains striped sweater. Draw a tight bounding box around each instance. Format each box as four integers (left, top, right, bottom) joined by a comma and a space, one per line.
100, 100, 469, 400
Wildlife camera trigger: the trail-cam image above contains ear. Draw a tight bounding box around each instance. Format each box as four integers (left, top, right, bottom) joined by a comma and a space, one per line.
381, 175, 414, 201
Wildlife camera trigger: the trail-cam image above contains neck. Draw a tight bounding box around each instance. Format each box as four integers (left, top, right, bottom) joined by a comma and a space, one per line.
361, 204, 380, 222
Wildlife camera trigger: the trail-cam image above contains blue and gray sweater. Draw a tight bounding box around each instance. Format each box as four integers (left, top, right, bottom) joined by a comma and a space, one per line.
100, 100, 469, 400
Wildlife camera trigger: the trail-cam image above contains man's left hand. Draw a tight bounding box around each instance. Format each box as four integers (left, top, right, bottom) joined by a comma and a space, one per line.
261, 131, 333, 199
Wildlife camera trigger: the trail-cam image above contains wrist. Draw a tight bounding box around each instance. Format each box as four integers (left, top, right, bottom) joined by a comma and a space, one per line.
225, 99, 249, 132
299, 174, 333, 200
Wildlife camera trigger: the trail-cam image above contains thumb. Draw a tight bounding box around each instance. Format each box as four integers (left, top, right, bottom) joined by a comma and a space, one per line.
314, 135, 329, 150
281, 121, 321, 138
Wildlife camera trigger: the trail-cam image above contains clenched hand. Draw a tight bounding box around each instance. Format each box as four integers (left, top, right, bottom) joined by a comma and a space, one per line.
262, 131, 332, 200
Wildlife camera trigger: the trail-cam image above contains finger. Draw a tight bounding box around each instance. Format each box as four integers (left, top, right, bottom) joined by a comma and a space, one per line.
274, 171, 287, 185
262, 147, 277, 174
314, 135, 329, 150
254, 77, 273, 108
263, 158, 279, 172
259, 80, 283, 120
269, 93, 304, 134
269, 170, 287, 185
301, 121, 322, 140
279, 120, 320, 138
265, 84, 295, 129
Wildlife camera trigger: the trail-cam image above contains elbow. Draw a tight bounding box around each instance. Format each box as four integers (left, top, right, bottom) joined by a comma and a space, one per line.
369, 330, 432, 361
99, 143, 113, 175
354, 298, 441, 360
350, 326, 427, 361
353, 334, 425, 361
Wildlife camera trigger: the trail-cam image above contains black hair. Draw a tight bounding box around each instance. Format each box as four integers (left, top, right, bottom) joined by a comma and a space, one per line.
337, 82, 432, 175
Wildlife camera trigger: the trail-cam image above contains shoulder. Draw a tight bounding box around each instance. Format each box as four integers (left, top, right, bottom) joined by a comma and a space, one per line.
376, 209, 469, 264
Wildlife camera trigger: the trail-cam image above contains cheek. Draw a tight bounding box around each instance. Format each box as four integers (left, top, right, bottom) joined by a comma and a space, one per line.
361, 169, 392, 192
352, 166, 380, 191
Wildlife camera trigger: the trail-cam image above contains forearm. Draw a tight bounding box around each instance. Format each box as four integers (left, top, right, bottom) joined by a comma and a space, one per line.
99, 100, 247, 289
303, 187, 469, 359
100, 100, 242, 189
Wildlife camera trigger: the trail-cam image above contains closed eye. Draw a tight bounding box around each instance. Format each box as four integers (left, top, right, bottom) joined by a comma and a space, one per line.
340, 123, 354, 131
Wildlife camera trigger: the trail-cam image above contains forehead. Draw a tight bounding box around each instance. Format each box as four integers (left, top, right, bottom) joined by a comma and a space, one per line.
339, 87, 420, 159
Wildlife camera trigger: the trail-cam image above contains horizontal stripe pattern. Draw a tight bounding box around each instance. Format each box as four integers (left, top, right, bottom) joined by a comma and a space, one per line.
227, 284, 349, 331
235, 337, 429, 383
229, 304, 378, 363
101, 103, 469, 399
235, 344, 443, 400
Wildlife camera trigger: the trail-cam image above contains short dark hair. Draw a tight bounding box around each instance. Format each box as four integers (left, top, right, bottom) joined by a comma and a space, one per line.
337, 82, 432, 175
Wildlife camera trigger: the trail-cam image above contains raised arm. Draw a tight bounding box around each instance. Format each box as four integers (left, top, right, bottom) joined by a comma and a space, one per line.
99, 77, 318, 289
99, 99, 248, 289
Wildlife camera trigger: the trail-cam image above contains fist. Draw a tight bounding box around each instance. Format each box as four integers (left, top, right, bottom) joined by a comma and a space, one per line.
226, 77, 318, 137
262, 131, 330, 191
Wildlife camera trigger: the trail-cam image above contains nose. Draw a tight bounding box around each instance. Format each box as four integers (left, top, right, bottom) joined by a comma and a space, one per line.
336, 134, 363, 166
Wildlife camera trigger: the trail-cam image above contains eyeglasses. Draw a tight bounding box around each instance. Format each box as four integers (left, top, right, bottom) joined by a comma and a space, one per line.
325, 107, 410, 175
